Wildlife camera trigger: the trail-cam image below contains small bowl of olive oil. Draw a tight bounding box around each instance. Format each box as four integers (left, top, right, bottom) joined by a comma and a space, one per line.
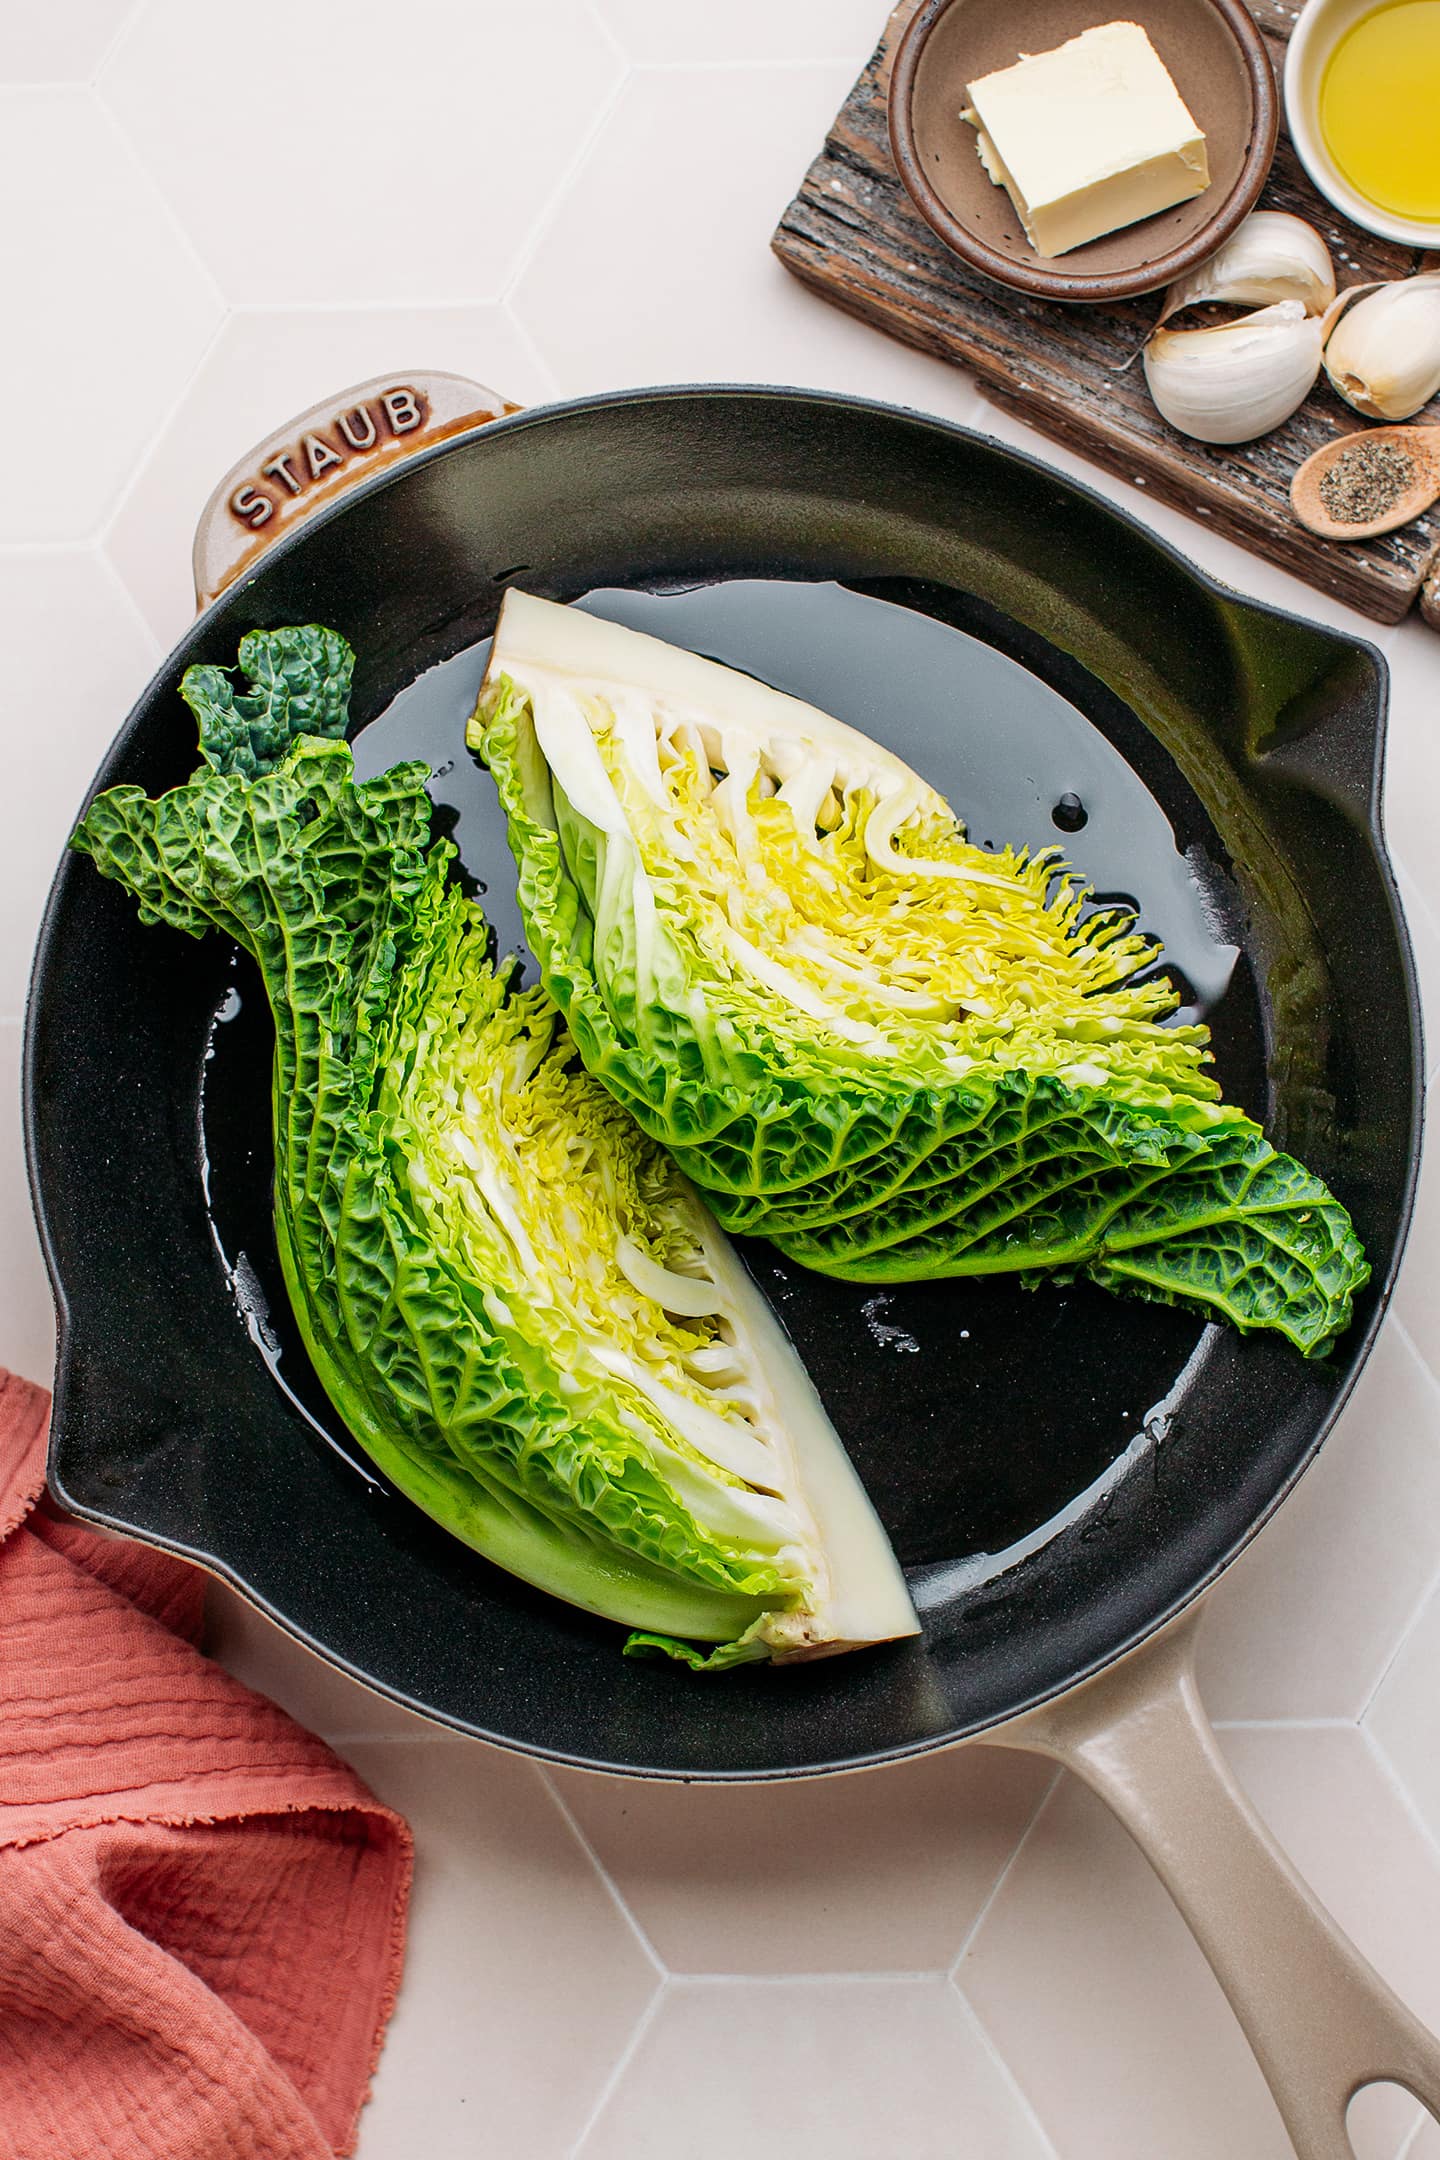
1286, 0, 1440, 244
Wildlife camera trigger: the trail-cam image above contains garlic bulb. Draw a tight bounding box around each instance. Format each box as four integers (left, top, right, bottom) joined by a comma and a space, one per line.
1143, 302, 1324, 445
1157, 212, 1335, 325
1322, 272, 1440, 421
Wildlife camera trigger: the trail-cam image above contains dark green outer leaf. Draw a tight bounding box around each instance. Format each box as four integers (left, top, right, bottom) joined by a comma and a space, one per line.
182, 625, 355, 778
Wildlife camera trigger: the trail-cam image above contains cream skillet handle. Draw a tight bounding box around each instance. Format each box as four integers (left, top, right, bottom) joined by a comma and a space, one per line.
998, 1611, 1440, 2158
191, 370, 519, 612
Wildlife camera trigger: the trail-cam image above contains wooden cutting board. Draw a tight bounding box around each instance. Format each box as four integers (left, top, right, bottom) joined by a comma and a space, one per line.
772, 0, 1440, 627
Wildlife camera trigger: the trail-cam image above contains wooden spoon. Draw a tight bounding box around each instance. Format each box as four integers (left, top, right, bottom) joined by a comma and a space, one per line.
1291, 424, 1440, 542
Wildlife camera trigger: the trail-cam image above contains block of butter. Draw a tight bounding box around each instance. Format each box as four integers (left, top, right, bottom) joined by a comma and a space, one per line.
961, 22, 1210, 259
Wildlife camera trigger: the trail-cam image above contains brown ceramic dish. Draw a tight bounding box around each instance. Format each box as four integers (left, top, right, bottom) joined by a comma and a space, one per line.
888, 0, 1279, 302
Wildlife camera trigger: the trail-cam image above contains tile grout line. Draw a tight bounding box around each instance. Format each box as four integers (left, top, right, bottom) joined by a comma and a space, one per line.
1396, 2099, 1436, 2158
577, 0, 629, 71
1388, 862, 1440, 980
89, 0, 149, 84
90, 548, 165, 670
1359, 1722, 1440, 1877
496, 59, 632, 317
1388, 1312, 1440, 1416
667, 1968, 948, 1986
200, 293, 533, 316
1212, 1716, 1367, 1732
495, 301, 563, 406
950, 1984, 1064, 2160
633, 54, 879, 72
942, 1761, 1066, 2160
196, 297, 449, 318
1351, 1323, 1440, 1725
1392, 2101, 1430, 2160
0, 539, 107, 557
539, 1767, 668, 1978
92, 303, 233, 558
565, 1978, 667, 2160
1357, 1728, 1440, 2160
947, 1762, 1064, 1982
1356, 1579, 1440, 1735
85, 85, 229, 321
564, 1969, 1060, 2156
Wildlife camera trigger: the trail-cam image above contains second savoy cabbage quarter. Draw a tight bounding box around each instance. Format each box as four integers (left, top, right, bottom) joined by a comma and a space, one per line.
73, 627, 918, 1670
470, 591, 1368, 1359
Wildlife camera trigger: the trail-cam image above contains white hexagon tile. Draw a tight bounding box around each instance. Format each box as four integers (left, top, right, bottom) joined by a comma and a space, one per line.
97, 0, 626, 307
4, 3, 1440, 2157
592, 0, 889, 66
0, 0, 136, 81
0, 87, 222, 540
508, 59, 990, 416
0, 551, 159, 1017
548, 1747, 1054, 1975
340, 1742, 661, 2156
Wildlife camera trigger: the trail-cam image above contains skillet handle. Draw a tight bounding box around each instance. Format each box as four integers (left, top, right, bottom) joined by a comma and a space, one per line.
998, 1609, 1440, 2158
191, 371, 519, 612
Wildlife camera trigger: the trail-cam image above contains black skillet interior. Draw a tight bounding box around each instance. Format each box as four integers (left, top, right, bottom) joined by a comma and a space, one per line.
25, 390, 1418, 1777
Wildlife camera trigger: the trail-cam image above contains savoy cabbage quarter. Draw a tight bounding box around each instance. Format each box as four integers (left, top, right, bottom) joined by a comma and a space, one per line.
72, 626, 918, 1670
469, 591, 1369, 1360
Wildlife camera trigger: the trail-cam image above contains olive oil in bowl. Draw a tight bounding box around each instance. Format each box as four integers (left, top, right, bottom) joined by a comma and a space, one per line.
1320, 0, 1440, 221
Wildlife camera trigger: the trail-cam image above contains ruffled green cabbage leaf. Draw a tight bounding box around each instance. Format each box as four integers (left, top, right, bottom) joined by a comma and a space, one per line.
469, 592, 1368, 1360
73, 625, 918, 1668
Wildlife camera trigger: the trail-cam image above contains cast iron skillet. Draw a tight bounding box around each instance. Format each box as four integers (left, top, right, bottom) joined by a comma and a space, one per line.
23, 383, 1440, 2152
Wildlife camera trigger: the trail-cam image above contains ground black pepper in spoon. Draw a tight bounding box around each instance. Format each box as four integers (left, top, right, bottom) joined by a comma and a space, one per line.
1291, 424, 1440, 542
1318, 441, 1416, 525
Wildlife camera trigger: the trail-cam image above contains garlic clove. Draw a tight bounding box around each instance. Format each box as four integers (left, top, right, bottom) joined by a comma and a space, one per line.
1143, 301, 1324, 445
1157, 211, 1335, 325
1318, 282, 1384, 344
1322, 272, 1440, 422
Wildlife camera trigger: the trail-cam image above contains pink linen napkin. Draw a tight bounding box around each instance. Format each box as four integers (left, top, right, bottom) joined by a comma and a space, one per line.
0, 1369, 413, 2160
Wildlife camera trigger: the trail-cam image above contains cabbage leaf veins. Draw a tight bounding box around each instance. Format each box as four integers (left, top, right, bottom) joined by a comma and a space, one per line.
471, 592, 1368, 1361
73, 626, 918, 1670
